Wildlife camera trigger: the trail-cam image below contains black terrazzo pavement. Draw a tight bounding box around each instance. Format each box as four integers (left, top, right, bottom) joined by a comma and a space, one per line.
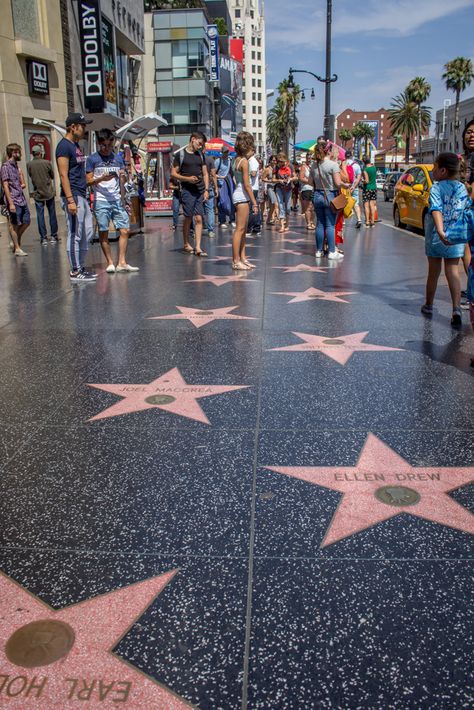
0, 214, 472, 708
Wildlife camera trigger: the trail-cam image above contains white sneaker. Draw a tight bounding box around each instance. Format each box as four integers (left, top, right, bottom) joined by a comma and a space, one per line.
106, 264, 116, 273
328, 251, 344, 260
315, 250, 323, 258
116, 264, 139, 272
231, 222, 236, 228
219, 223, 228, 229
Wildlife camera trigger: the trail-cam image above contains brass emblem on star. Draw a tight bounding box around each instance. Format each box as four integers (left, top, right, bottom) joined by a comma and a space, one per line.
6, 620, 75, 668
375, 485, 421, 507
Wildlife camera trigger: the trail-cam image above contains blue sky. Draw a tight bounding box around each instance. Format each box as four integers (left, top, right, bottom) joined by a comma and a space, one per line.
265, 0, 474, 141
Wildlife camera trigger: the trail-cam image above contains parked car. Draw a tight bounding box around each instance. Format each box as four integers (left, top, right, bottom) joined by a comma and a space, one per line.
376, 173, 385, 190
393, 164, 434, 232
382, 171, 403, 201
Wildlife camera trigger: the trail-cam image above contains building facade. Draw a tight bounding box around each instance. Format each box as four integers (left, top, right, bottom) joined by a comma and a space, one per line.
435, 95, 474, 154
61, 0, 145, 120
0, 0, 67, 187
228, 0, 266, 154
145, 8, 221, 148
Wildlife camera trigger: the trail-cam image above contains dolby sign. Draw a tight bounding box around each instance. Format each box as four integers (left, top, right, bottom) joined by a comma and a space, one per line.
78, 0, 105, 112
27, 60, 49, 96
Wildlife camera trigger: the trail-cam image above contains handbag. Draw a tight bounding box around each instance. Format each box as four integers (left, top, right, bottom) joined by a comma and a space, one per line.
343, 194, 356, 218
317, 162, 348, 213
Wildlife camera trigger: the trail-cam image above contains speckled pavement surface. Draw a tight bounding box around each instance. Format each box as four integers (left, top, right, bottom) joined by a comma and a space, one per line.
0, 213, 472, 708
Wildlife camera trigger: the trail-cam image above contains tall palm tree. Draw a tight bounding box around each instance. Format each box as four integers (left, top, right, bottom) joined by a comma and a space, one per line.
353, 122, 376, 157
442, 57, 474, 148
350, 124, 364, 158
338, 128, 352, 148
266, 79, 300, 154
406, 77, 431, 157
388, 90, 430, 163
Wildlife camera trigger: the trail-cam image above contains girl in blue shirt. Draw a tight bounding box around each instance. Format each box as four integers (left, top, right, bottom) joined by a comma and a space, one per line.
421, 152, 468, 327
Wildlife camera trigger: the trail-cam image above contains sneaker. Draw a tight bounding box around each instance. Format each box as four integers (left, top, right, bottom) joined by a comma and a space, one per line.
70, 268, 96, 282
41, 240, 48, 246
116, 264, 139, 272
208, 230, 215, 238
315, 250, 323, 258
421, 304, 433, 316
172, 225, 177, 231
328, 251, 344, 260
451, 308, 462, 327
356, 221, 362, 229
246, 232, 252, 237
50, 236, 60, 243
252, 231, 262, 236
106, 264, 116, 274
219, 223, 228, 229
231, 222, 236, 228
14, 249, 28, 257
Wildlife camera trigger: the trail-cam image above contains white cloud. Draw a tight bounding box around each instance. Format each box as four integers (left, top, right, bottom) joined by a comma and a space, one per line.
266, 0, 473, 49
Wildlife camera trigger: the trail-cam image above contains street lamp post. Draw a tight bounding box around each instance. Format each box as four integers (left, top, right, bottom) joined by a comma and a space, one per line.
288, 1, 337, 140
291, 88, 314, 163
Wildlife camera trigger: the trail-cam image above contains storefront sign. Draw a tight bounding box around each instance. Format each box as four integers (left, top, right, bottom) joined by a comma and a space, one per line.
147, 141, 172, 153
145, 199, 173, 212
78, 0, 105, 112
27, 61, 49, 95
207, 25, 219, 82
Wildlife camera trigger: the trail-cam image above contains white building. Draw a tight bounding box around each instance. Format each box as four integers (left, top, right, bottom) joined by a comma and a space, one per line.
228, 0, 266, 155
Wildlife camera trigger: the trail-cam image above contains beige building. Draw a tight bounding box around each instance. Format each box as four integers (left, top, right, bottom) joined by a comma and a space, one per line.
0, 0, 67, 194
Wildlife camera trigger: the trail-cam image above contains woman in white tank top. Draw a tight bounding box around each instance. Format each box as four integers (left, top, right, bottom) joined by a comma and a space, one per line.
231, 132, 258, 270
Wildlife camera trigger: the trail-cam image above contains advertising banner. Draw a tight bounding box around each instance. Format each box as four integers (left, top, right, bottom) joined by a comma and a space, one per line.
207, 25, 219, 82
78, 0, 105, 112
229, 38, 243, 65
219, 55, 243, 143
363, 120, 380, 149
102, 15, 117, 113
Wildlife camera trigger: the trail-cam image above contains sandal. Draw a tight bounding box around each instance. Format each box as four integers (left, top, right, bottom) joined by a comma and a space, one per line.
181, 246, 194, 254
193, 249, 207, 257
232, 261, 250, 270
243, 259, 256, 269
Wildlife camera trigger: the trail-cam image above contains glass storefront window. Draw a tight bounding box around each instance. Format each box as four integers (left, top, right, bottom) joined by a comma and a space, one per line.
171, 39, 207, 80
117, 48, 129, 117
11, 0, 40, 42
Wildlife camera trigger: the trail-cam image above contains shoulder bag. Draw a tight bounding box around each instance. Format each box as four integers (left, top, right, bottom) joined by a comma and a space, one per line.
317, 162, 348, 213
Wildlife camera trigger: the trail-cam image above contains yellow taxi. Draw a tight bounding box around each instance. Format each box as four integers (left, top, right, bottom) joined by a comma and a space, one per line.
393, 164, 434, 233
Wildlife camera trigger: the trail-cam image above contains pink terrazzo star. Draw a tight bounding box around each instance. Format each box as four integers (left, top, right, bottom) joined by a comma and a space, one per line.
206, 255, 259, 263
87, 367, 248, 424
268, 331, 403, 364
272, 287, 355, 304
217, 244, 258, 249
278, 238, 308, 244
0, 570, 191, 708
273, 264, 330, 274
148, 305, 256, 328
184, 274, 259, 287
266, 433, 474, 546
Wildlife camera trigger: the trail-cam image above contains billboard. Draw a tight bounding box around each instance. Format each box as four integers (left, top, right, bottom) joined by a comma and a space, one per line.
219, 55, 243, 143
78, 0, 105, 112
363, 120, 380, 149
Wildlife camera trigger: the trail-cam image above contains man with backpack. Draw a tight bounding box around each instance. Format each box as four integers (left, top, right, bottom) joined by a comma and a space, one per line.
171, 132, 209, 256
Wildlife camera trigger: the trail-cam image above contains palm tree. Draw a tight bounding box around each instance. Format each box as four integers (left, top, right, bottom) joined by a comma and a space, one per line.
388, 90, 430, 163
406, 77, 431, 158
338, 128, 352, 148
353, 122, 376, 157
350, 124, 364, 158
266, 79, 300, 154
442, 57, 474, 148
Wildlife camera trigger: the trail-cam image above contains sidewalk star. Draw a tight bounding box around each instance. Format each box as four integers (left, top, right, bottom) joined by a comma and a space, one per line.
273, 264, 330, 274
272, 288, 355, 304
184, 274, 259, 287
0, 570, 192, 707
265, 433, 474, 547
148, 305, 256, 328
268, 330, 402, 363
87, 367, 249, 424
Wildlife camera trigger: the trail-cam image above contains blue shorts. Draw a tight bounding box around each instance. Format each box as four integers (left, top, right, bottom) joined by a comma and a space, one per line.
9, 204, 30, 226
181, 188, 204, 218
94, 200, 130, 232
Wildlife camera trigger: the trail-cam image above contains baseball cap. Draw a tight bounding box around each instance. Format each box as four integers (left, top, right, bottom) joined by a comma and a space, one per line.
65, 113, 93, 127
31, 145, 42, 155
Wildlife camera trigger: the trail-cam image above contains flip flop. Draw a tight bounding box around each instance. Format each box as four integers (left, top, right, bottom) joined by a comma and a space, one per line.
181, 246, 194, 254
193, 250, 207, 257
